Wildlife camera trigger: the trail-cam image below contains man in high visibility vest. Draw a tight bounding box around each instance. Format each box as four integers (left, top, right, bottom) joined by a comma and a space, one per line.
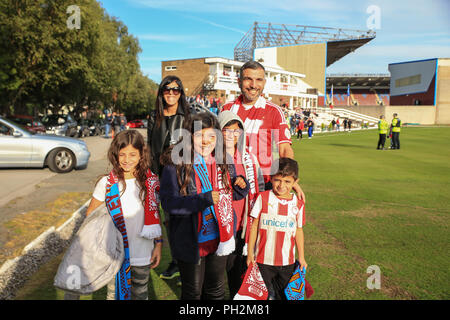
390, 113, 401, 149
377, 115, 389, 149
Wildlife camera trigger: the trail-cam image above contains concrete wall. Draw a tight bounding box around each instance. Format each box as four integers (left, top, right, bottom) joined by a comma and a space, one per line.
338, 105, 437, 125
276, 43, 327, 94
385, 106, 436, 125
435, 60, 450, 125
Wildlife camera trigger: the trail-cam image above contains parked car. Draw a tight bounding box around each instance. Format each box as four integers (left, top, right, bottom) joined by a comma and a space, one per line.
41, 114, 78, 137
0, 117, 90, 173
126, 119, 145, 129
7, 115, 46, 134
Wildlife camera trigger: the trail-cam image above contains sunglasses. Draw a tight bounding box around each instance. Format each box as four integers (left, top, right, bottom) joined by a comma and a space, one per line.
163, 86, 181, 94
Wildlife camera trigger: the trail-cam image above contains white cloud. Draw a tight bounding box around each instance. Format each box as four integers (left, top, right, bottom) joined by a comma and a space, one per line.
182, 15, 246, 34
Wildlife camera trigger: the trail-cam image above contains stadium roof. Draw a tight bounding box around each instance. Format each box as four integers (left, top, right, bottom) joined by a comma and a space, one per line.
234, 22, 376, 67
326, 73, 391, 89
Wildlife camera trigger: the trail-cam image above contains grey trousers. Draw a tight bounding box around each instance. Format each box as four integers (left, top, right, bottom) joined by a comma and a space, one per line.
64, 264, 151, 300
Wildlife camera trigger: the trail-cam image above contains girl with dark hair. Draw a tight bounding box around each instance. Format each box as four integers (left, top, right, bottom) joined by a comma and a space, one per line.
82, 130, 162, 300
148, 75, 193, 280
159, 112, 249, 300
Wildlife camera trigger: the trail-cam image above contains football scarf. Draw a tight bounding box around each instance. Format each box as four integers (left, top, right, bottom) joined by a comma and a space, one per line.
193, 154, 235, 256
140, 170, 162, 239
239, 148, 260, 256
105, 169, 161, 300
234, 262, 268, 300
284, 261, 314, 300
105, 172, 132, 300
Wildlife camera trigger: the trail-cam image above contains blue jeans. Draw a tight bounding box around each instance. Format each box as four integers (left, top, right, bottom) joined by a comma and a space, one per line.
308, 127, 313, 138
105, 124, 111, 138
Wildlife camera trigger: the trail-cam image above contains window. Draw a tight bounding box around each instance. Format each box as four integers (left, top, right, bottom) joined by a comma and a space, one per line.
395, 74, 421, 87
165, 66, 177, 71
0, 123, 12, 136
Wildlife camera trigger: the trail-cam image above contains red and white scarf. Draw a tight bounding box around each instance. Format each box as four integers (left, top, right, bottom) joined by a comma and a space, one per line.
239, 147, 260, 255
234, 262, 268, 300
194, 154, 235, 256
108, 169, 162, 240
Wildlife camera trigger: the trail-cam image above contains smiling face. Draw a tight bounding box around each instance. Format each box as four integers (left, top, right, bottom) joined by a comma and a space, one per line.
193, 127, 217, 158
118, 144, 141, 176
163, 80, 181, 108
222, 122, 242, 151
238, 67, 266, 105
270, 174, 297, 199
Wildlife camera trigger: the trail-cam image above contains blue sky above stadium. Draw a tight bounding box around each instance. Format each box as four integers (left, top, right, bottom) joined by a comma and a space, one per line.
99, 0, 450, 83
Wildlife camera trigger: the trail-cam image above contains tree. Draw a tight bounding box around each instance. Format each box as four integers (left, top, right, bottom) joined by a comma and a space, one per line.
0, 0, 158, 117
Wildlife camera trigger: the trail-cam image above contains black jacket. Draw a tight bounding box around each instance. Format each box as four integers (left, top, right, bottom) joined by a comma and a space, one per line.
160, 164, 250, 264
147, 105, 189, 176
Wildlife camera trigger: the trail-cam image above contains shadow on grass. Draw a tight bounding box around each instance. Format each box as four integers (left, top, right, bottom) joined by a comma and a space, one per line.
328, 143, 371, 149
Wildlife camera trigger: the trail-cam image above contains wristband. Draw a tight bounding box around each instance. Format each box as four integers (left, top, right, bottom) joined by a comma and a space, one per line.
154, 239, 163, 244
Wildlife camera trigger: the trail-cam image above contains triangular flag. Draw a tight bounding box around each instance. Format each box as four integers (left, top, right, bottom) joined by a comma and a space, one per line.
234, 263, 268, 300
284, 261, 314, 300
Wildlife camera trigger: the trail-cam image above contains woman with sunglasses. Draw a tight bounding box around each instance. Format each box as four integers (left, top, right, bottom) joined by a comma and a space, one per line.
147, 75, 193, 281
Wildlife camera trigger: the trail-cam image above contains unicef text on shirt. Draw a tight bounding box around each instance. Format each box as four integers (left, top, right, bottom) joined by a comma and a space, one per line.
262, 217, 295, 229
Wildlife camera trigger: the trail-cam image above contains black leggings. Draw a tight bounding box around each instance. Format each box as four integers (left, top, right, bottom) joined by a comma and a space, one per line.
177, 254, 228, 300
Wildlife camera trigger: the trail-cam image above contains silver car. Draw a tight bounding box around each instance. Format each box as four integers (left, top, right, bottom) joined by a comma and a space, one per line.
0, 116, 90, 173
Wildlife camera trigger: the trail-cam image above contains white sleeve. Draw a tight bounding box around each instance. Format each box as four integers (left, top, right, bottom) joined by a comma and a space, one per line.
297, 204, 305, 228
92, 176, 108, 202
249, 194, 263, 219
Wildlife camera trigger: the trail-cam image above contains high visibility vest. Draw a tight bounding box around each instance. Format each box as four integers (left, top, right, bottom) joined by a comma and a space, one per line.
392, 118, 401, 132
378, 120, 388, 134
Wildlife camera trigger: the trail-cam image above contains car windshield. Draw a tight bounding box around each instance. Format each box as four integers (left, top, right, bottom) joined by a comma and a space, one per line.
42, 115, 67, 126
2, 118, 36, 135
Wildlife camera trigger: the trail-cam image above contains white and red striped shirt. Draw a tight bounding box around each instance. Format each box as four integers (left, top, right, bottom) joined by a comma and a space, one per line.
250, 190, 305, 266
222, 95, 292, 183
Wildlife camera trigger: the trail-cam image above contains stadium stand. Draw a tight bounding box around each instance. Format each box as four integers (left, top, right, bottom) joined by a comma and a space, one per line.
326, 74, 390, 107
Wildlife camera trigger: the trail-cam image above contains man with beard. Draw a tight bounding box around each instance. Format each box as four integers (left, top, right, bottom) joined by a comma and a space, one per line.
222, 60, 305, 200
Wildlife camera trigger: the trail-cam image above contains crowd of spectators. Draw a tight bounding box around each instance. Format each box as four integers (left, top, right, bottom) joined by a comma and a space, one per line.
281, 105, 358, 139
187, 94, 223, 115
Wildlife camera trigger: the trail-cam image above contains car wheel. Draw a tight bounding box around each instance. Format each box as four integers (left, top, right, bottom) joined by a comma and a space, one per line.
47, 148, 76, 173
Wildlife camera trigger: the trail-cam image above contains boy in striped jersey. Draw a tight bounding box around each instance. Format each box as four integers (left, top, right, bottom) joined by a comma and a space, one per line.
246, 158, 307, 300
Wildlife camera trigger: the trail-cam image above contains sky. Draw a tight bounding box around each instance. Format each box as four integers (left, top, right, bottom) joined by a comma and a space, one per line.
98, 0, 450, 83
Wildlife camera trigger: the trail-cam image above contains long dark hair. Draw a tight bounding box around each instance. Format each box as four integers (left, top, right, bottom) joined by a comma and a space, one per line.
161, 112, 230, 196
106, 130, 151, 205
155, 75, 190, 128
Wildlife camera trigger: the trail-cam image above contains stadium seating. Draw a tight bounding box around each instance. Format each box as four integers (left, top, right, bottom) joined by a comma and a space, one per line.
328, 89, 389, 106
